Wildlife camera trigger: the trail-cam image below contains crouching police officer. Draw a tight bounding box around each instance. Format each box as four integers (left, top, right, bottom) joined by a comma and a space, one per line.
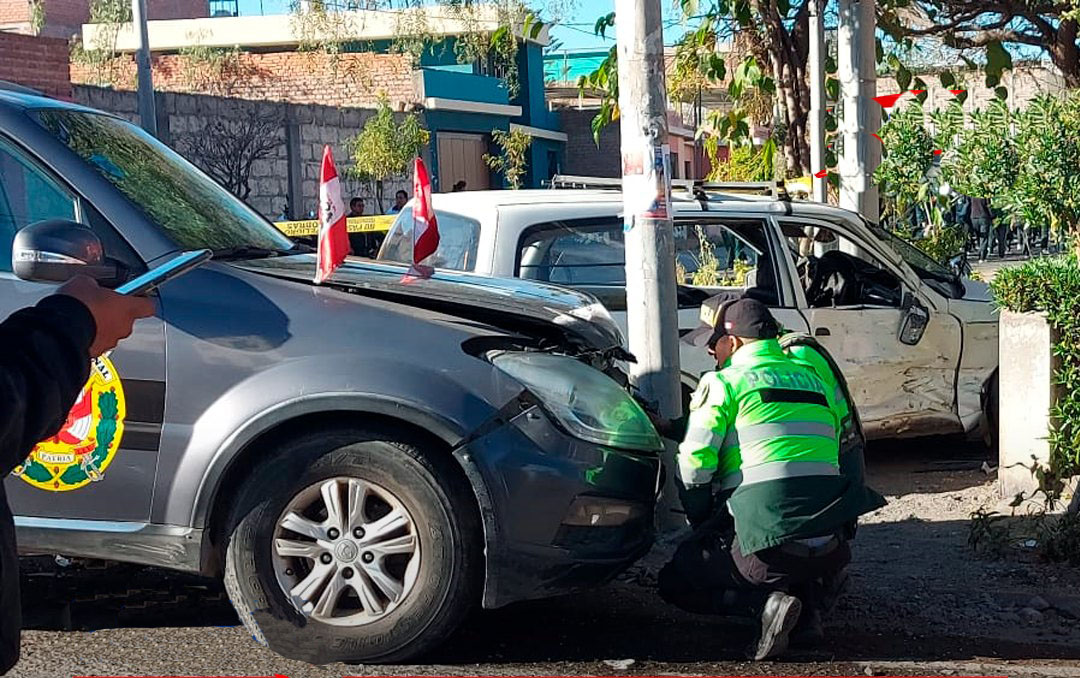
658, 297, 884, 660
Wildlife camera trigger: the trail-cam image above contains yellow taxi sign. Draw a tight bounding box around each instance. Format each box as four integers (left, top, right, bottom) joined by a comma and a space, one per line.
275, 215, 395, 238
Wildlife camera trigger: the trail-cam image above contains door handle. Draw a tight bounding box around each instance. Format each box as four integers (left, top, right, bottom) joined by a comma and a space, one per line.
814, 327, 831, 337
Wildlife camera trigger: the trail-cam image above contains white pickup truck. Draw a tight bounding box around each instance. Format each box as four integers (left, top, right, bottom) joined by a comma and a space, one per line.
376, 184, 999, 443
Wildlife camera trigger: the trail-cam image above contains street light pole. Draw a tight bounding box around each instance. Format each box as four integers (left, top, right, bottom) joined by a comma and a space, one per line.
614, 0, 681, 422
132, 0, 157, 137
808, 0, 827, 204
837, 0, 879, 221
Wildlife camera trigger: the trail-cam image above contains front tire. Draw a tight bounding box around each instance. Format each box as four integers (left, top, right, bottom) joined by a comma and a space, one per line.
223, 427, 481, 664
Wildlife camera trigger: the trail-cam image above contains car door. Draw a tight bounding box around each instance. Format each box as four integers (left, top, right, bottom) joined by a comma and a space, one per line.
514, 214, 809, 389
776, 216, 963, 436
0, 135, 166, 523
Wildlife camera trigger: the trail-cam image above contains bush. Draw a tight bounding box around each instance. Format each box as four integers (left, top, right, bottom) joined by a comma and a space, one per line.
992, 255, 1080, 487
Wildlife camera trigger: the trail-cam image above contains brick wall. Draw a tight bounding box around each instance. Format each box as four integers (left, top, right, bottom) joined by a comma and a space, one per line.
559, 107, 620, 178
74, 85, 422, 219
0, 32, 72, 99
148, 0, 208, 20
72, 50, 418, 110
0, 0, 30, 27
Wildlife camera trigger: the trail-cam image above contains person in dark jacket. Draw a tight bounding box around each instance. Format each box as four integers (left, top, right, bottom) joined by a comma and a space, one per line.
0, 276, 153, 674
970, 197, 993, 261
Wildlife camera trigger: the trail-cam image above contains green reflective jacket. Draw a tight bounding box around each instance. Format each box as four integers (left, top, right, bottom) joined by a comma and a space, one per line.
679, 338, 884, 554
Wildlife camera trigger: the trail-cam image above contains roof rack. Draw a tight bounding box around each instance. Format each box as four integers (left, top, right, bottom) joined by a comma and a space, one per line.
547, 174, 787, 199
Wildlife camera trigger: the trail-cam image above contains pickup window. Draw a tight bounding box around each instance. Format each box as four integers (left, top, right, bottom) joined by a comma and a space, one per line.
379, 207, 481, 272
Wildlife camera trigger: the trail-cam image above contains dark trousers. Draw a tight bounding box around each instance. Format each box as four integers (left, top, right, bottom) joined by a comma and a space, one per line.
973, 218, 991, 260
993, 224, 1009, 258
658, 525, 851, 618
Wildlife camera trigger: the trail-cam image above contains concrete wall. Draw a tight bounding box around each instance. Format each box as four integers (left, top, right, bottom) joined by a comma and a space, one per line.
999, 310, 1060, 499
0, 32, 72, 100
73, 85, 417, 219
877, 64, 1067, 116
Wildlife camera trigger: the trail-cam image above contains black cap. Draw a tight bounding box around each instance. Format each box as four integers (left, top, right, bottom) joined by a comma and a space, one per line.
682, 296, 780, 347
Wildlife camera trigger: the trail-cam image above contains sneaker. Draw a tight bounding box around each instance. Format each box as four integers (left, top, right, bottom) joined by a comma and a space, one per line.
751, 592, 802, 661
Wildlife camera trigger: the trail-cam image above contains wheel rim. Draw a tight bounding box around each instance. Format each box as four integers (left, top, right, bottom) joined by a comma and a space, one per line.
271, 477, 420, 627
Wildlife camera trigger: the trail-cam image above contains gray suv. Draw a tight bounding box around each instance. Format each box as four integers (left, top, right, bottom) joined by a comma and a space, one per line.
0, 91, 662, 663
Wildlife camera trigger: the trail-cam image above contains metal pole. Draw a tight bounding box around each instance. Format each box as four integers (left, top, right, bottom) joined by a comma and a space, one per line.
836, 0, 879, 221
132, 0, 157, 137
614, 0, 681, 422
808, 0, 826, 204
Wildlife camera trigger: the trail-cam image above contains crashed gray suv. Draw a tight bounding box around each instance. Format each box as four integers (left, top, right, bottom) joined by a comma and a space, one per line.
0, 91, 662, 663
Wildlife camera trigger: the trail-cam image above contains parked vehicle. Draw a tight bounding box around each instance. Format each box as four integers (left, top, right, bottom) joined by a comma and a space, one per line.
376, 180, 1000, 443
0, 91, 663, 663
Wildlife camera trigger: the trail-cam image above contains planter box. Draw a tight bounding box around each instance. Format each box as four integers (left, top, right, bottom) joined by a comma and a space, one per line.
999, 310, 1062, 499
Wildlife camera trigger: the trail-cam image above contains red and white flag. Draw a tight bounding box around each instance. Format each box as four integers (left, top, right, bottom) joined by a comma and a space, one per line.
403, 156, 440, 281
314, 145, 350, 285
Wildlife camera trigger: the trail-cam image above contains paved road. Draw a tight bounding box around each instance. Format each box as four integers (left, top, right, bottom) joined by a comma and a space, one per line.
12, 441, 1080, 678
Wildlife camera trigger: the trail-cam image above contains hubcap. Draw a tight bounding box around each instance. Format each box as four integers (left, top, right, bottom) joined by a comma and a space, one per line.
271, 477, 420, 626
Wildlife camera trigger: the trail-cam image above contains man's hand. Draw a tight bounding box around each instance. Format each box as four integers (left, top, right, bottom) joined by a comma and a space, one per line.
57, 276, 155, 357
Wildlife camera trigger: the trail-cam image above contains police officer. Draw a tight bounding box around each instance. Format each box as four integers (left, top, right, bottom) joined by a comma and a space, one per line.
658, 298, 884, 660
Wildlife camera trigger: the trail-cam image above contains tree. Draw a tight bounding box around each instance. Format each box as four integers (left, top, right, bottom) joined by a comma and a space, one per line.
874, 102, 936, 228
878, 1, 1080, 89
347, 97, 430, 212
484, 128, 532, 189
180, 112, 283, 201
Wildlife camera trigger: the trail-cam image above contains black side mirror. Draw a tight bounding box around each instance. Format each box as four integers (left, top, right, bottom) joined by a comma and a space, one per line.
899, 292, 930, 346
12, 219, 117, 284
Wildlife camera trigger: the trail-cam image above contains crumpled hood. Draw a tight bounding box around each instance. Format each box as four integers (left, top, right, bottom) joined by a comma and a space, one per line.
232, 254, 630, 358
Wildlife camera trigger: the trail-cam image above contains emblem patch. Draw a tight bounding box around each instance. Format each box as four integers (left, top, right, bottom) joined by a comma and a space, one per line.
13, 356, 126, 491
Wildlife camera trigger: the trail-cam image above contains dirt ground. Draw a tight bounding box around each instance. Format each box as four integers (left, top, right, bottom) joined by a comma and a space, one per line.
11, 437, 1080, 677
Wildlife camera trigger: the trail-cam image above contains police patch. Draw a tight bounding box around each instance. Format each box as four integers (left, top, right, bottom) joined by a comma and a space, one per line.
689, 379, 711, 410
13, 356, 126, 491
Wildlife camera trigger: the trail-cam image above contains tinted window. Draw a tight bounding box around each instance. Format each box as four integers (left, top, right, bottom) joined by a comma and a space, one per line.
377, 207, 481, 271
35, 110, 294, 252
0, 139, 77, 272
518, 220, 626, 285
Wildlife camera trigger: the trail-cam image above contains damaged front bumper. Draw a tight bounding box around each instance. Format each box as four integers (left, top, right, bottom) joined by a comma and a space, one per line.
453, 403, 661, 609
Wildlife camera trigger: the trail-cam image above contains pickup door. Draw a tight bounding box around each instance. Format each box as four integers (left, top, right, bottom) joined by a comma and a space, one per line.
774, 216, 964, 437
514, 214, 810, 389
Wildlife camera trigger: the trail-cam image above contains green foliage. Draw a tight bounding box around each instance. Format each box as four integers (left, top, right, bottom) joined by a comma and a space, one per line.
484, 128, 532, 190
178, 38, 243, 93
940, 99, 1015, 200
993, 256, 1080, 489
71, 0, 131, 86
706, 138, 780, 183
691, 225, 720, 287
29, 0, 45, 34
345, 97, 429, 213
875, 102, 935, 226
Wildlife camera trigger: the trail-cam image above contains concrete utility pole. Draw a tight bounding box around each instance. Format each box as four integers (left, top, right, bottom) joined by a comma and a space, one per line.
132, 0, 157, 136
614, 0, 681, 422
836, 0, 879, 221
808, 0, 827, 204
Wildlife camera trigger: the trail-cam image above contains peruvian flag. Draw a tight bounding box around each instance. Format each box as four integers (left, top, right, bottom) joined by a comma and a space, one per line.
404, 156, 440, 281
314, 145, 350, 285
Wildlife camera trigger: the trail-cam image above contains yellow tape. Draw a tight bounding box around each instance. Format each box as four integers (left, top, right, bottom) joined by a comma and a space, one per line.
275, 215, 395, 237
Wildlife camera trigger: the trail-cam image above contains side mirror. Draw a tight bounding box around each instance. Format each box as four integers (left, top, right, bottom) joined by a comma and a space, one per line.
12, 219, 117, 284
899, 293, 930, 346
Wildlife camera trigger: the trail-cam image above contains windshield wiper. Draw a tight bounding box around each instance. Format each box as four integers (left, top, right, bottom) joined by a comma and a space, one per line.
211, 244, 310, 260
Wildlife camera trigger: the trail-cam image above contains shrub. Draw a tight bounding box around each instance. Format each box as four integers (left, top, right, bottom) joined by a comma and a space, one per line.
992, 255, 1080, 487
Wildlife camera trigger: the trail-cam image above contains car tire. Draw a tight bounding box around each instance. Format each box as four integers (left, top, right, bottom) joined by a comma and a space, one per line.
223, 426, 481, 664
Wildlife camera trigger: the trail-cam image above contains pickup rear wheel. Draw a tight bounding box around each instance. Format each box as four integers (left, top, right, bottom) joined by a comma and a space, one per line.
223, 427, 481, 664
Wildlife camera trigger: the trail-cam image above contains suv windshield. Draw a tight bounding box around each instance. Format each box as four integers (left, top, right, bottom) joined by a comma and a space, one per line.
868, 222, 965, 298
34, 109, 295, 252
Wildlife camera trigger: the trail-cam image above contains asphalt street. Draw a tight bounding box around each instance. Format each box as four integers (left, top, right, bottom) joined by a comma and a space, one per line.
11, 438, 1080, 678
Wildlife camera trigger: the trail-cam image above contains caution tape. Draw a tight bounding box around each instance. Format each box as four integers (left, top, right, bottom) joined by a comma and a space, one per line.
274, 215, 396, 237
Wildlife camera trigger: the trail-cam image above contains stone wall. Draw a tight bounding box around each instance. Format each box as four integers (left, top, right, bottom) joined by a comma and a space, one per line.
74, 85, 419, 220
71, 50, 418, 111
876, 64, 1067, 115
0, 32, 72, 100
